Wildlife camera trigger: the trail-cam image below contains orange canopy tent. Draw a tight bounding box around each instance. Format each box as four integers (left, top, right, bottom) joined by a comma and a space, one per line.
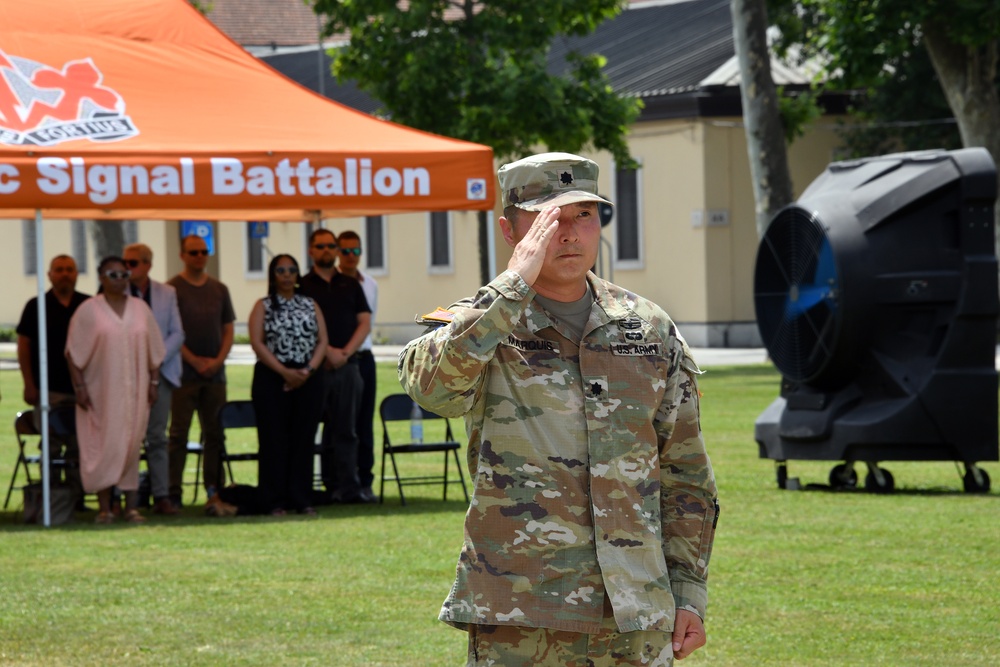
0, 0, 495, 221
0, 0, 495, 525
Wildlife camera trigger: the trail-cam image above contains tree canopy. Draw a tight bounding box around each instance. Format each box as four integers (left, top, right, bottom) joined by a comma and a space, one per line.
311, 0, 642, 166
769, 0, 999, 156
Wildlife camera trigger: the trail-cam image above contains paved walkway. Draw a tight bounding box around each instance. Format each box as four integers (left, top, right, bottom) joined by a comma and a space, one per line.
4, 342, 998, 371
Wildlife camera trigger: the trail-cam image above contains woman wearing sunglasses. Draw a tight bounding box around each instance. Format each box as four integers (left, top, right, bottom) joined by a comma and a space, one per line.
66, 256, 166, 524
246, 254, 328, 516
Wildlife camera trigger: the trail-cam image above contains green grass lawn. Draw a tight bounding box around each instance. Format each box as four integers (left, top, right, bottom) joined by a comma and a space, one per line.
0, 362, 997, 666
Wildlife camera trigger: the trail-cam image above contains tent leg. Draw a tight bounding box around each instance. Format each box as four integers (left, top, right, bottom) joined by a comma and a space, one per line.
34, 209, 53, 527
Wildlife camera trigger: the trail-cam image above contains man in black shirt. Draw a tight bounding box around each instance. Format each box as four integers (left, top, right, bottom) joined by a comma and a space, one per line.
16, 254, 90, 503
298, 228, 374, 504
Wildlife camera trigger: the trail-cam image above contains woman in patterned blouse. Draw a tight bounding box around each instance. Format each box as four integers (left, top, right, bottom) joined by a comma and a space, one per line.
247, 254, 328, 515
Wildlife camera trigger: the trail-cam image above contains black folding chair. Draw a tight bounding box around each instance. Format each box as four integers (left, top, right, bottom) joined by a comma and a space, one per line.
217, 400, 258, 484
5, 406, 77, 509
379, 394, 468, 506
5, 411, 42, 509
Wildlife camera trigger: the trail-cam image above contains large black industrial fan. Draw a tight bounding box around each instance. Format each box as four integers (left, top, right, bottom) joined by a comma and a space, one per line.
753, 148, 998, 493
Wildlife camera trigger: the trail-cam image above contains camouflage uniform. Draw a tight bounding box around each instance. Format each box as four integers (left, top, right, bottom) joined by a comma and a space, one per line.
398, 268, 719, 641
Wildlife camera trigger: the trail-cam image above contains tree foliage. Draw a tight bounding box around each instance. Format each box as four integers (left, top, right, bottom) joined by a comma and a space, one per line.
311, 0, 641, 166
768, 0, 999, 151
188, 0, 213, 15
835, 49, 962, 158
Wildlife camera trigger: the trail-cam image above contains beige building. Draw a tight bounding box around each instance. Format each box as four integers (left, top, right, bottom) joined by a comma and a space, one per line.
2, 0, 847, 347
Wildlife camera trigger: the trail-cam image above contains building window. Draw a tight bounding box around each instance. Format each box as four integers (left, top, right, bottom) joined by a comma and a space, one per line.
302, 222, 316, 270
428, 211, 453, 273
245, 222, 266, 276
124, 220, 138, 245
614, 163, 643, 268
22, 219, 37, 276
365, 215, 386, 274
72, 220, 88, 274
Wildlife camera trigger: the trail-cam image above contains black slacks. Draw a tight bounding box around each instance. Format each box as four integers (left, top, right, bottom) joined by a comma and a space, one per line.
251, 362, 324, 513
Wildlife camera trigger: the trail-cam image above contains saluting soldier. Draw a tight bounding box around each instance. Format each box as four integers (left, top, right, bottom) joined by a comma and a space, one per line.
399, 152, 719, 666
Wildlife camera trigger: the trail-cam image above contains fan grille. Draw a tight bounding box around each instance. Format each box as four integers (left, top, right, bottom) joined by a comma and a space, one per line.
754, 207, 841, 382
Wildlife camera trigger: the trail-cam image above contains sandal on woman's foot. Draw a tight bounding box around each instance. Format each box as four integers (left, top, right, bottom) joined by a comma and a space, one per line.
95, 511, 115, 524
123, 509, 146, 524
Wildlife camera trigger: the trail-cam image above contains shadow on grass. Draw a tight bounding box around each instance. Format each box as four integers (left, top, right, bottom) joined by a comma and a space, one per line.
778, 483, 999, 498
0, 496, 471, 531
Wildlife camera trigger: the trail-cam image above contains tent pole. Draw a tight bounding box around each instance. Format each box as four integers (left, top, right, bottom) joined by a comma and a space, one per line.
34, 209, 52, 527
486, 210, 496, 280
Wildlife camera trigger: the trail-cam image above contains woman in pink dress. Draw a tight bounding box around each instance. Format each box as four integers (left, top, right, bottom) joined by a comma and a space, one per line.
66, 256, 165, 524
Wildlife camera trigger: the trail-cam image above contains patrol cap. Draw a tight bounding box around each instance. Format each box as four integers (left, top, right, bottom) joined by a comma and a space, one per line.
498, 152, 613, 212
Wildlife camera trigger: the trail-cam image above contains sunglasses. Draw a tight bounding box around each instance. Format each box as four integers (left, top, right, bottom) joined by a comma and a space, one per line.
104, 270, 131, 280
312, 243, 337, 250
339, 247, 362, 256
274, 266, 298, 276
124, 259, 145, 268
186, 249, 209, 256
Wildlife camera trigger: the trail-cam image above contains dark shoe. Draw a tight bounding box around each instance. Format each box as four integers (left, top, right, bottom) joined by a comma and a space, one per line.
333, 491, 378, 505
152, 497, 179, 515
358, 487, 379, 503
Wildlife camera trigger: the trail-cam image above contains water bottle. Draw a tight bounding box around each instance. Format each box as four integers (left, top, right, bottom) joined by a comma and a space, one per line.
409, 400, 424, 443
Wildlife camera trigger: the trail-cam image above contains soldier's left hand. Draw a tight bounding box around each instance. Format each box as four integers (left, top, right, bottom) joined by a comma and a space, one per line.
672, 609, 706, 660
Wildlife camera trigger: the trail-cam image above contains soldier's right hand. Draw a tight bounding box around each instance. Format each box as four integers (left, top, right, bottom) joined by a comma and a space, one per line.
507, 205, 561, 287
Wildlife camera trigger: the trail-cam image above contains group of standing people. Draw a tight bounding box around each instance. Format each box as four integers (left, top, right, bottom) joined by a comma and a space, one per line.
16, 227, 379, 523
237, 228, 377, 516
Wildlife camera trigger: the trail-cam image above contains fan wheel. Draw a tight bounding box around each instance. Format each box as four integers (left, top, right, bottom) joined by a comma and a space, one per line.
963, 465, 991, 494
754, 206, 841, 384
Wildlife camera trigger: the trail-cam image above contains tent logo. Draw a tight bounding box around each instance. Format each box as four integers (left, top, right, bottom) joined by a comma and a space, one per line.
0, 50, 138, 146
467, 178, 486, 200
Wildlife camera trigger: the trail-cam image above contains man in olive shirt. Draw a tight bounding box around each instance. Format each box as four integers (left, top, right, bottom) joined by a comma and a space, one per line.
167, 235, 235, 509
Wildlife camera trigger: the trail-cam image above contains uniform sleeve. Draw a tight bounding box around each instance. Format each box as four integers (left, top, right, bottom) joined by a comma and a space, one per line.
656, 342, 718, 620
397, 270, 533, 418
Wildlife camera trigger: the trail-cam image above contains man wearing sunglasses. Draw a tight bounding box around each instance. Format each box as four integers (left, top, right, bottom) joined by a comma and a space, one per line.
166, 234, 236, 512
298, 228, 374, 504
334, 230, 379, 502
123, 243, 185, 516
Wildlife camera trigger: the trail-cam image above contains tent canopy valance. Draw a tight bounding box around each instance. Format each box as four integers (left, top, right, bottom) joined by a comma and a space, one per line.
0, 0, 495, 221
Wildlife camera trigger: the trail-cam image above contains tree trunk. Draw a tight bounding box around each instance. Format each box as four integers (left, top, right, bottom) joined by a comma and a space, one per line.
89, 220, 127, 263
923, 21, 1000, 258
731, 0, 793, 238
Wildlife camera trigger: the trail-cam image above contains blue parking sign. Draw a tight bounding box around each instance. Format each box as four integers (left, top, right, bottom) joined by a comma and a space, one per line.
249, 221, 269, 239
181, 220, 215, 255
